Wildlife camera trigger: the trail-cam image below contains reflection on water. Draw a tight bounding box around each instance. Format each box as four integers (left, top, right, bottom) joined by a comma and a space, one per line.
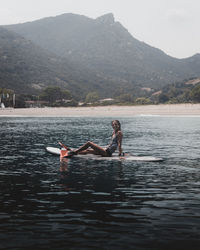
1, 117, 200, 249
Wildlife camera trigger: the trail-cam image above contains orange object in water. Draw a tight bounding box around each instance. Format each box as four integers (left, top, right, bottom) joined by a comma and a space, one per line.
60, 149, 69, 160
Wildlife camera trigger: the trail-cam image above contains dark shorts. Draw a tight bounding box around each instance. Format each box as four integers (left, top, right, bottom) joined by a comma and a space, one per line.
105, 148, 112, 157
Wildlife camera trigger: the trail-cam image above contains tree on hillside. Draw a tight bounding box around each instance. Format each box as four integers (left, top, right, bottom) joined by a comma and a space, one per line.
85, 92, 99, 103
15, 94, 26, 108
117, 93, 133, 103
135, 97, 151, 105
158, 93, 169, 103
39, 86, 71, 104
62, 90, 72, 100
190, 84, 200, 102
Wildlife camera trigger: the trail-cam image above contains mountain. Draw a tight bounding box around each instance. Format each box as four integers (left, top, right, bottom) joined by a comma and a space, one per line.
0, 27, 66, 94
0, 26, 123, 98
6, 13, 200, 90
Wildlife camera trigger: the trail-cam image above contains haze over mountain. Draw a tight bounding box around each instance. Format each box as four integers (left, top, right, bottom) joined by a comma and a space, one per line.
0, 26, 124, 98
2, 13, 200, 98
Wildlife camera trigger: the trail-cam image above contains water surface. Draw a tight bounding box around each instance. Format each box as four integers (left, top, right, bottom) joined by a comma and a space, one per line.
0, 116, 200, 249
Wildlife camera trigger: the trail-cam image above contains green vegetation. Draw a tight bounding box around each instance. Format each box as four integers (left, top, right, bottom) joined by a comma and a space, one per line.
7, 13, 200, 92
1, 16, 200, 102
190, 84, 200, 102
2, 79, 200, 108
0, 87, 77, 108
39, 86, 78, 107
153, 79, 200, 104
39, 86, 71, 103
117, 94, 133, 103
1, 23, 200, 107
135, 97, 152, 105
0, 27, 120, 99
85, 92, 99, 103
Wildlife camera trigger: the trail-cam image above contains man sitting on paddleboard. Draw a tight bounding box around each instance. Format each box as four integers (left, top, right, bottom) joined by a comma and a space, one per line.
61, 120, 123, 157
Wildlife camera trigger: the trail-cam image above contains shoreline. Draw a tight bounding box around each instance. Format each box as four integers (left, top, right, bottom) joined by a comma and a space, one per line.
0, 104, 200, 117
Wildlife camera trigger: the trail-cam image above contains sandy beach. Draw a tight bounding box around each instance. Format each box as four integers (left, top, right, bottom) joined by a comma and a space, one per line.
0, 104, 200, 117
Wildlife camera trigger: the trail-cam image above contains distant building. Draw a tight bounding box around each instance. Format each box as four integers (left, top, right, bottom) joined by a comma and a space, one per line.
99, 98, 115, 103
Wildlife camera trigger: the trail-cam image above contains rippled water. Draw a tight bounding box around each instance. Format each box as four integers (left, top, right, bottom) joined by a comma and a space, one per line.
1, 116, 200, 249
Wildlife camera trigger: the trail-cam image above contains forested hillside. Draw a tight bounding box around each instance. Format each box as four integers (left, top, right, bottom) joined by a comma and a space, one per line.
7, 13, 200, 89
0, 27, 126, 98
1, 13, 200, 104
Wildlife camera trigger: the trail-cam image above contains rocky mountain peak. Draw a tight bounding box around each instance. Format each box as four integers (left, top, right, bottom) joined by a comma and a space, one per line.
96, 13, 115, 25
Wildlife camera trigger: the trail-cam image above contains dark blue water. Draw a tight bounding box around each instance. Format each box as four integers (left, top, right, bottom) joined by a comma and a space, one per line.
1, 116, 200, 250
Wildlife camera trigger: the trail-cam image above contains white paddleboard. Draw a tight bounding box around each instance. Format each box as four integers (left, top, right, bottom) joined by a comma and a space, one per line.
46, 147, 61, 155
46, 147, 163, 162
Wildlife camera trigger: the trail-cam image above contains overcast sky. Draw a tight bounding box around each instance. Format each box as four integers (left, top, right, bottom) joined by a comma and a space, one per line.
0, 0, 199, 58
